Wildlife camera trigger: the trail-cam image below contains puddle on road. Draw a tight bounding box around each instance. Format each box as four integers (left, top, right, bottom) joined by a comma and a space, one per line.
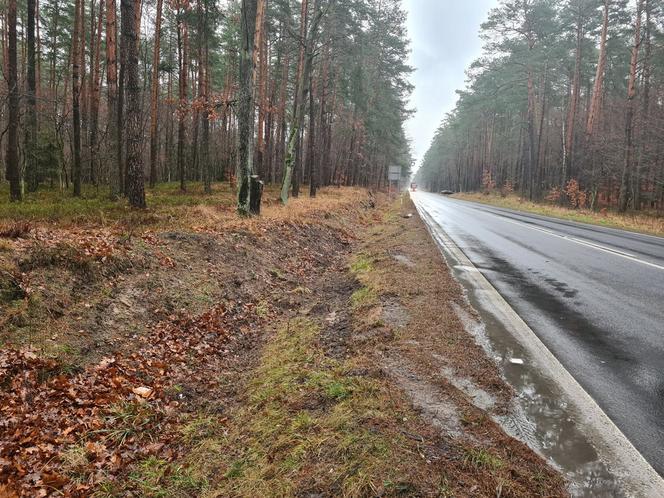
448, 261, 626, 497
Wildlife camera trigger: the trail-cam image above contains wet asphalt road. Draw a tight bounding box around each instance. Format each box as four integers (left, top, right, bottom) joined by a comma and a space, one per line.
412, 192, 664, 475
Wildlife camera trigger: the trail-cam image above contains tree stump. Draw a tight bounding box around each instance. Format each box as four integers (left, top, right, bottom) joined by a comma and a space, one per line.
250, 175, 264, 215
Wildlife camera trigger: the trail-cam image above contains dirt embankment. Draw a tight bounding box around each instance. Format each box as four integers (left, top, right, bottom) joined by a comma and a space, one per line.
0, 189, 566, 497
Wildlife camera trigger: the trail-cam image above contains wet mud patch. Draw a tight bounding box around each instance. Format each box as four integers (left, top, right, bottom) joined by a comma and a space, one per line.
392, 252, 416, 268
381, 297, 410, 329
382, 354, 464, 438
318, 273, 358, 359
439, 363, 496, 412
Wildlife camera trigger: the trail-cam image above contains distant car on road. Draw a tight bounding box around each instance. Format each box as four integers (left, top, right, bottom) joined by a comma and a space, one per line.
440, 190, 454, 195
410, 183, 418, 192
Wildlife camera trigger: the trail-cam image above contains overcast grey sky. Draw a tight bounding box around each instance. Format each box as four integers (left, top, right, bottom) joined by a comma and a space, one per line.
403, 0, 498, 168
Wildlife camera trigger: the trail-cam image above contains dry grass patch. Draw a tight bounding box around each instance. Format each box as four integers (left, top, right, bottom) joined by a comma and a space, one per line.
0, 182, 370, 233
455, 192, 664, 237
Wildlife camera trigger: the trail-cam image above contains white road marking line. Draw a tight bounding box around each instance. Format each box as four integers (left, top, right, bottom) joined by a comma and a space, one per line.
490, 214, 664, 271
422, 197, 664, 272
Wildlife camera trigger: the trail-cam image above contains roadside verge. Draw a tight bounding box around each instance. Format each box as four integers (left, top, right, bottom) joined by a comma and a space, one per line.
152, 193, 569, 497
452, 192, 664, 238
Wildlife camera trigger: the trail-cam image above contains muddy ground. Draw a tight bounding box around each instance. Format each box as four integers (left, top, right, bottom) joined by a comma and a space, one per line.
0, 188, 567, 497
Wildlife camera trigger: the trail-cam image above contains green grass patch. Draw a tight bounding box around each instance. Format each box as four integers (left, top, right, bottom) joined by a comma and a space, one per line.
0, 182, 236, 224
255, 300, 269, 318
463, 448, 504, 471
180, 415, 222, 445
351, 285, 377, 309
0, 185, 120, 222
350, 254, 374, 274
96, 402, 160, 446
0, 267, 25, 303
179, 318, 414, 497
125, 456, 206, 497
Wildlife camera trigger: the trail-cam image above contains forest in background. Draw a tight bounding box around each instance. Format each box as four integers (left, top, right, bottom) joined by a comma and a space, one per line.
416, 0, 664, 213
0, 0, 413, 210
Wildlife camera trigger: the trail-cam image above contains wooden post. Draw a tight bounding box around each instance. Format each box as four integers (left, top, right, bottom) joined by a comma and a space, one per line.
250, 175, 263, 215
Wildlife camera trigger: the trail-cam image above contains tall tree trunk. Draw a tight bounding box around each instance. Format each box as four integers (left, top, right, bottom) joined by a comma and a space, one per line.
308, 68, 318, 197
106, 0, 120, 198
89, 0, 103, 187
237, 0, 259, 214
165, 23, 174, 181
563, 8, 582, 186
535, 65, 548, 200
121, 0, 145, 207
291, 0, 315, 197
177, 6, 188, 192
79, 0, 88, 185
201, 0, 211, 193
190, 3, 203, 182
48, 2, 58, 103
618, 0, 643, 212
149, 0, 163, 187
281, 0, 323, 204
526, 67, 537, 201
585, 0, 609, 139
2, 10, 9, 81
25, 0, 38, 192
289, 0, 308, 200
5, 0, 21, 201
274, 26, 290, 184
634, 0, 650, 211
35, 0, 42, 101
72, 0, 83, 196
255, 2, 268, 179
322, 62, 335, 186
117, 0, 126, 193
87, 0, 96, 184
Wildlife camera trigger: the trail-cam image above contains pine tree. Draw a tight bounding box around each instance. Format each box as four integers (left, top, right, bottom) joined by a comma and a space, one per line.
5, 0, 21, 201
121, 0, 146, 208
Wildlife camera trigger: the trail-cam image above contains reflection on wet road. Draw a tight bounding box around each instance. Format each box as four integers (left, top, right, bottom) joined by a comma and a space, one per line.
413, 192, 664, 477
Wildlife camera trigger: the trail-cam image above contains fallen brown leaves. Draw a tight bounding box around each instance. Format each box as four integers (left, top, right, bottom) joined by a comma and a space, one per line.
0, 300, 264, 496
0, 188, 378, 496
12, 226, 125, 262
0, 222, 32, 240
